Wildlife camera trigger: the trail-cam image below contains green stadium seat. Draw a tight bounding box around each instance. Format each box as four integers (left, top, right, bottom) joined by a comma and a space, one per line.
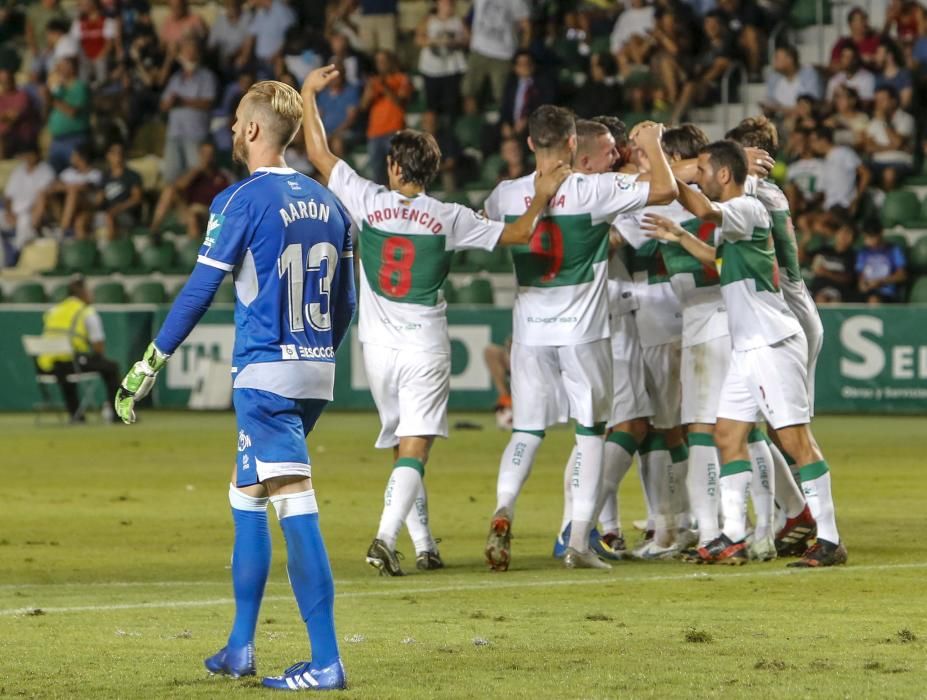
58, 240, 98, 273
174, 238, 201, 272
588, 36, 611, 55
99, 239, 137, 273
885, 233, 909, 254
463, 249, 496, 272
92, 281, 126, 304
213, 281, 235, 303
909, 236, 927, 273
789, 0, 832, 27
454, 115, 483, 151
455, 278, 494, 305
129, 281, 167, 304
880, 190, 921, 228
49, 283, 70, 302
441, 278, 457, 304
139, 242, 176, 273
908, 275, 927, 303
485, 246, 512, 273
9, 281, 47, 303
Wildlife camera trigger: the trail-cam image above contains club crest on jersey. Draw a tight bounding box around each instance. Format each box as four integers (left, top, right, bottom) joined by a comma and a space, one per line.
204, 213, 225, 247
615, 174, 634, 190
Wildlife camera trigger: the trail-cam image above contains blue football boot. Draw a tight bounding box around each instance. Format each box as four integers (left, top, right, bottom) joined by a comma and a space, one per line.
552, 524, 570, 559
262, 660, 347, 691
204, 643, 256, 678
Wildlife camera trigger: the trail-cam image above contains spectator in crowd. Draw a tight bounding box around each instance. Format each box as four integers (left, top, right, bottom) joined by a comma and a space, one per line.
97, 142, 143, 239
856, 221, 908, 303
242, 0, 296, 78
571, 51, 622, 119
159, 0, 207, 54
327, 31, 363, 86
788, 93, 822, 133
72, 0, 119, 86
419, 109, 462, 192
208, 0, 252, 75
874, 37, 912, 109
25, 0, 67, 60
497, 136, 528, 182
823, 84, 869, 147
648, 6, 694, 105
211, 70, 254, 154
462, 0, 531, 112
830, 7, 880, 71
316, 63, 361, 158
150, 140, 232, 239
762, 45, 822, 123
784, 128, 824, 215
669, 11, 735, 125
862, 85, 915, 190
35, 276, 122, 423
810, 221, 858, 303
279, 27, 325, 85
500, 50, 556, 141
826, 44, 876, 103
33, 144, 102, 239
416, 0, 468, 120
0, 68, 38, 159
361, 49, 411, 185
610, 0, 655, 78
883, 0, 920, 42
0, 144, 56, 265
358, 0, 398, 54
160, 39, 217, 183
42, 17, 80, 80
716, 0, 768, 78
809, 125, 870, 215
45, 56, 91, 173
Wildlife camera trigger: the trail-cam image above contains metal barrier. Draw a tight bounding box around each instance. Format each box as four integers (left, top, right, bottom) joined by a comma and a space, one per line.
719, 62, 748, 133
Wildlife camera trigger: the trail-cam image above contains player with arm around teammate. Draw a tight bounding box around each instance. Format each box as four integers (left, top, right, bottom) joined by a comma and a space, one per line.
302, 66, 570, 576
115, 81, 356, 690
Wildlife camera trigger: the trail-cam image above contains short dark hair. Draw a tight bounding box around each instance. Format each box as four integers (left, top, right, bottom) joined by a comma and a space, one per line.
699, 140, 748, 185
67, 276, 87, 297
726, 116, 779, 154
880, 36, 904, 67
862, 219, 883, 237
592, 115, 627, 147
777, 44, 799, 66
387, 129, 441, 188
528, 105, 576, 150
576, 119, 610, 141
875, 84, 900, 103
662, 124, 709, 160
848, 6, 868, 22
812, 125, 834, 144
72, 144, 92, 163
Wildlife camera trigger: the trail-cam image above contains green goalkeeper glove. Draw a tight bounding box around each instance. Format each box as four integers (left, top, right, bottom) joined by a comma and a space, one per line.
115, 342, 170, 424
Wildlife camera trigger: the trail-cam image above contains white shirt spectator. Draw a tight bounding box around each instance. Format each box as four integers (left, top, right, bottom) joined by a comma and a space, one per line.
208, 7, 253, 64
786, 157, 825, 199
766, 65, 822, 108
59, 166, 103, 187
822, 146, 861, 209
3, 160, 55, 247
826, 69, 876, 101
866, 109, 915, 165
610, 5, 656, 54
250, 0, 296, 62
418, 14, 467, 77
469, 0, 531, 61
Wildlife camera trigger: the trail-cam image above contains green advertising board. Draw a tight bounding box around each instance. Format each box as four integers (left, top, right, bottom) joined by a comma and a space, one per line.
0, 305, 924, 414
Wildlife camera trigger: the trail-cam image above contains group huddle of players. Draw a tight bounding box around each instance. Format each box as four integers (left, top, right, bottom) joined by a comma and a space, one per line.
301, 67, 848, 575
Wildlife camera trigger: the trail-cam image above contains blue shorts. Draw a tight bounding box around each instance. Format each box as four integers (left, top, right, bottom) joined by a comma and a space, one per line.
233, 388, 327, 487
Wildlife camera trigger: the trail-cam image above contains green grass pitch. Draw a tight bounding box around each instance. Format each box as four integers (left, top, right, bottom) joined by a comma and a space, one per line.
1, 412, 925, 699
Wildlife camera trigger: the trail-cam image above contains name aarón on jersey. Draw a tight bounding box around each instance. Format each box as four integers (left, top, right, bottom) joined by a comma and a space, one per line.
279, 198, 332, 227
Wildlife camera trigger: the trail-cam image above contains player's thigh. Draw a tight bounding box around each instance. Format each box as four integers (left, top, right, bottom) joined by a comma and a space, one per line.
805, 318, 824, 417
395, 350, 450, 440
609, 316, 653, 426
642, 340, 682, 430
680, 335, 731, 425
558, 338, 613, 428
233, 388, 312, 487
362, 343, 401, 448
716, 351, 760, 426
743, 336, 810, 430
511, 342, 567, 431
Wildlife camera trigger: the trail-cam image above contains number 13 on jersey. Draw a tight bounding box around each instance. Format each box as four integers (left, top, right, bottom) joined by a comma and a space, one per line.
278, 242, 338, 333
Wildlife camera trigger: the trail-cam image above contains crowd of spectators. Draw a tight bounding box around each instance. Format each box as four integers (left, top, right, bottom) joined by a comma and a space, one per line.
0, 0, 924, 302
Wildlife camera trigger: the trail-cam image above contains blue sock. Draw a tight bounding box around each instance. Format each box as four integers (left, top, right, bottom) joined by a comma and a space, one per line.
227, 485, 271, 649
272, 490, 340, 670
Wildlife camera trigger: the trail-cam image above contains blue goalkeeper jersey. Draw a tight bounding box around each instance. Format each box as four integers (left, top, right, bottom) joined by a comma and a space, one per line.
156, 166, 356, 400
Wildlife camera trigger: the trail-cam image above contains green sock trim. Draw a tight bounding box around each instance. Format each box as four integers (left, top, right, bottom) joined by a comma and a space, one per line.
747, 428, 767, 444
687, 432, 715, 448
606, 430, 638, 454
640, 433, 667, 454
394, 457, 425, 476
513, 429, 545, 439
799, 460, 829, 482
784, 452, 796, 466
669, 444, 689, 464
576, 422, 606, 437
720, 459, 752, 477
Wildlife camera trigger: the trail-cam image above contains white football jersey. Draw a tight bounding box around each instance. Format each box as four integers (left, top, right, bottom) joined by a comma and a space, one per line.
329, 160, 504, 353
484, 171, 650, 346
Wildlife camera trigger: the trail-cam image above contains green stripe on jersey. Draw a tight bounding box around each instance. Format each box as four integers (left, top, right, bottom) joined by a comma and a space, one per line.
359, 224, 453, 306
630, 239, 672, 284
506, 213, 609, 288
661, 218, 720, 288
769, 209, 802, 284
717, 227, 779, 293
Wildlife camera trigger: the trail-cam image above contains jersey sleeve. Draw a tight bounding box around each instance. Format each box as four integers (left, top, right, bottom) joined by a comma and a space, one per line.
445, 203, 505, 251
716, 198, 762, 243
614, 212, 648, 250
483, 184, 504, 221
197, 190, 253, 272
589, 172, 651, 222
328, 159, 382, 229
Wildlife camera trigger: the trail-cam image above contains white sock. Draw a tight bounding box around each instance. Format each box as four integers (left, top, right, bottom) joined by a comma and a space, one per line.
375, 463, 422, 550
799, 461, 840, 543
404, 479, 436, 554
748, 436, 776, 540
559, 447, 577, 536
686, 435, 721, 545
568, 433, 605, 552
597, 435, 635, 534
642, 436, 673, 545
768, 441, 805, 519
669, 444, 690, 530
720, 462, 752, 542
495, 431, 544, 517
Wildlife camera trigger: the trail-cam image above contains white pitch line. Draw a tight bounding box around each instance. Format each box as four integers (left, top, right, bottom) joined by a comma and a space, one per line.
1, 561, 925, 618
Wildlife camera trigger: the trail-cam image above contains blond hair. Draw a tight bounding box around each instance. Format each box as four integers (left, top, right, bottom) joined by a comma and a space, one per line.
242, 80, 304, 149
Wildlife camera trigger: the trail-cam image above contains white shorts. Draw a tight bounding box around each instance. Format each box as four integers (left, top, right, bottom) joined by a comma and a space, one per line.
641, 340, 682, 430
363, 343, 450, 448
511, 338, 612, 431
680, 334, 731, 425
804, 318, 823, 417
717, 334, 810, 430
609, 314, 653, 425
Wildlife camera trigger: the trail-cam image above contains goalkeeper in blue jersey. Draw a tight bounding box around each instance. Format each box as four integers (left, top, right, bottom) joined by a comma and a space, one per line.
114, 81, 356, 691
